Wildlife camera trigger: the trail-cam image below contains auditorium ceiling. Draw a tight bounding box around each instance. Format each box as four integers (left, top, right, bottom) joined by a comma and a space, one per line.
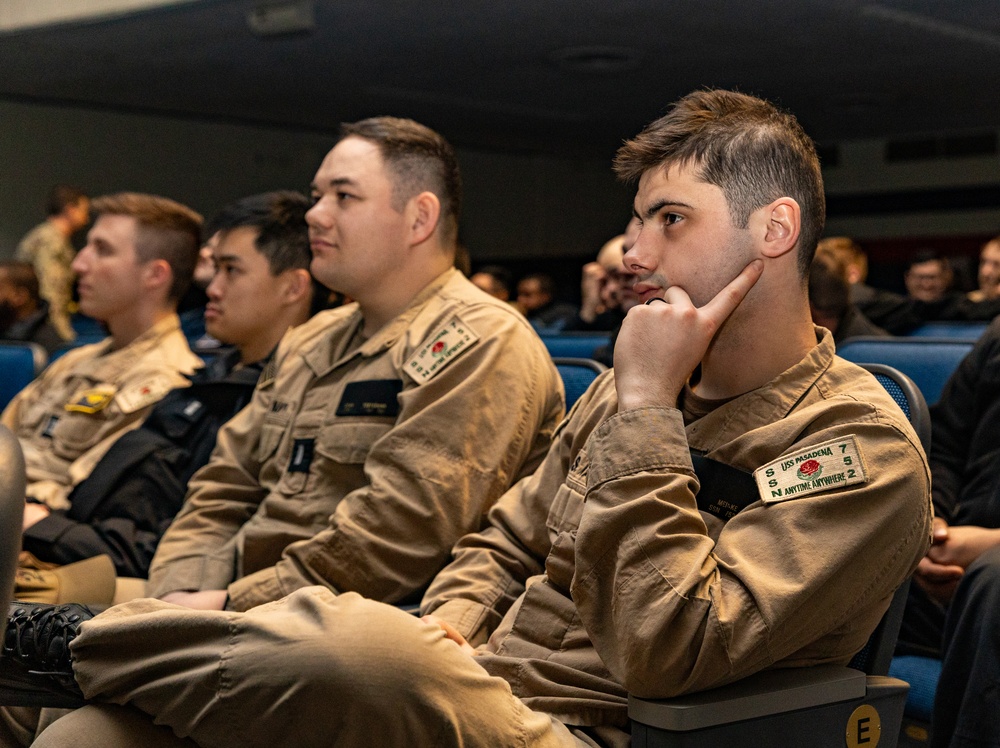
1, 0, 998, 155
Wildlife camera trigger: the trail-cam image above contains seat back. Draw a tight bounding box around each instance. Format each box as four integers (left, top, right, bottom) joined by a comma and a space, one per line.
838, 336, 972, 406
907, 322, 988, 341
0, 342, 46, 411
0, 426, 26, 624
539, 332, 611, 359
552, 357, 607, 408
859, 363, 931, 453
848, 579, 911, 676
844, 365, 926, 676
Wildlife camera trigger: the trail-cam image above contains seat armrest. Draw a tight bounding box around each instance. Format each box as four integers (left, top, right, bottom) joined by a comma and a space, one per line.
628, 665, 867, 731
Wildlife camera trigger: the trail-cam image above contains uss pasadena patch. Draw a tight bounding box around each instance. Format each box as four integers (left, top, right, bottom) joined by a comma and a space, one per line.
754, 435, 868, 504
404, 317, 479, 384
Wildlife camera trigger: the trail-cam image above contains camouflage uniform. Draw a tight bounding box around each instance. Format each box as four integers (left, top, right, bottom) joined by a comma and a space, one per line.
16, 221, 76, 341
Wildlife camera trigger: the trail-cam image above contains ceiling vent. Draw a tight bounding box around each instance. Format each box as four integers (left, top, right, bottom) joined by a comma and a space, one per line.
247, 0, 315, 37
548, 46, 642, 74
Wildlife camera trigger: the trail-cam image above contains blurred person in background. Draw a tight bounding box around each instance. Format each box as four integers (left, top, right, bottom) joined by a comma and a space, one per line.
16, 185, 91, 341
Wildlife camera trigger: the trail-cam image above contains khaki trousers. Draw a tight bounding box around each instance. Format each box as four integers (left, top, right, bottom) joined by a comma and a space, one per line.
36, 589, 601, 748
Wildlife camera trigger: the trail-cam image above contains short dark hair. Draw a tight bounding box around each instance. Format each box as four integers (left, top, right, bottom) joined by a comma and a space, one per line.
905, 248, 949, 274
476, 265, 513, 296
45, 185, 87, 217
338, 117, 462, 246
207, 191, 329, 316
207, 191, 312, 275
614, 89, 825, 275
520, 273, 554, 296
0, 261, 40, 302
91, 193, 202, 303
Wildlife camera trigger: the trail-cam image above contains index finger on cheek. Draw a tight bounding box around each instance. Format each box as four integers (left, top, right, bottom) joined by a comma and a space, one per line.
702, 259, 764, 320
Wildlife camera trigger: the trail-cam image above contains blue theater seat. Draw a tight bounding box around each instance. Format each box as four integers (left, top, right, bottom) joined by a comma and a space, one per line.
552, 357, 606, 408
538, 332, 611, 360
0, 342, 47, 410
906, 322, 988, 341
837, 337, 973, 406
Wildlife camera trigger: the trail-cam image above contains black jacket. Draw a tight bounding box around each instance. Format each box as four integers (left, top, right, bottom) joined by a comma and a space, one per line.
0, 302, 65, 357
929, 318, 1000, 525
22, 349, 264, 576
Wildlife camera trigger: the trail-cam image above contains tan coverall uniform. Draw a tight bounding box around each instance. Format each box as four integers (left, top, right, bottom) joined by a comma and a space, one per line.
15, 222, 76, 341
146, 268, 565, 610
41, 329, 933, 748
1, 314, 200, 511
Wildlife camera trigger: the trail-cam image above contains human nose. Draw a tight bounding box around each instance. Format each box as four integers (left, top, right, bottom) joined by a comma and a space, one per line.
306, 199, 332, 231
205, 271, 223, 300
623, 232, 651, 275
71, 245, 91, 275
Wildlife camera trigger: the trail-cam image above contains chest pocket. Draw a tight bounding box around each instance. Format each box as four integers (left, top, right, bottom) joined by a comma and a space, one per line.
314, 421, 393, 464
50, 405, 122, 460
272, 420, 393, 497
14, 396, 51, 439
256, 422, 286, 464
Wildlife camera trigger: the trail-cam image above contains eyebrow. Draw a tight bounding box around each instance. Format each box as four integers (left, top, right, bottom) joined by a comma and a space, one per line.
213, 253, 241, 265
310, 176, 359, 191
636, 198, 695, 220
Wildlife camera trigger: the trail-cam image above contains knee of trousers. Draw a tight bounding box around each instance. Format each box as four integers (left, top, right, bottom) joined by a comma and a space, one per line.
955, 545, 1000, 605
238, 593, 474, 707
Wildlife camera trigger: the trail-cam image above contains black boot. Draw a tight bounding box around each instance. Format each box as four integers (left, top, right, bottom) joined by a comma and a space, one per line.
0, 601, 92, 705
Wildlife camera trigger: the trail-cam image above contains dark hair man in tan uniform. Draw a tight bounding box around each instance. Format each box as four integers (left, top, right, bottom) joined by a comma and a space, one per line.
112, 117, 562, 614
3, 193, 203, 522
5, 93, 930, 748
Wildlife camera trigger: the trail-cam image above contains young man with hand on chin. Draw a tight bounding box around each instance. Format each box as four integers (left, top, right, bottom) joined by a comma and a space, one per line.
6, 92, 930, 748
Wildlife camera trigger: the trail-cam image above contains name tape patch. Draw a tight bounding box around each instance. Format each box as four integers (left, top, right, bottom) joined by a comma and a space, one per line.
336, 379, 403, 418
754, 434, 868, 504
404, 317, 479, 384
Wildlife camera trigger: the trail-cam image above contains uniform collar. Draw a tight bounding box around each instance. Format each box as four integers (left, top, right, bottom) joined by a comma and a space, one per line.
75, 314, 184, 380
303, 268, 460, 376
686, 326, 835, 453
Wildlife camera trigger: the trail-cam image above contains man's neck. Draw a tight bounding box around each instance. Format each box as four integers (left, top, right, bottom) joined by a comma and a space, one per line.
107, 307, 173, 351
358, 259, 451, 337
238, 306, 312, 365
695, 296, 817, 401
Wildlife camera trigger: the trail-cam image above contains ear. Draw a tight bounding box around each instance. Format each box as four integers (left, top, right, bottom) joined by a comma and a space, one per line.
280, 268, 312, 306
143, 259, 173, 294
753, 197, 801, 260
406, 191, 441, 246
